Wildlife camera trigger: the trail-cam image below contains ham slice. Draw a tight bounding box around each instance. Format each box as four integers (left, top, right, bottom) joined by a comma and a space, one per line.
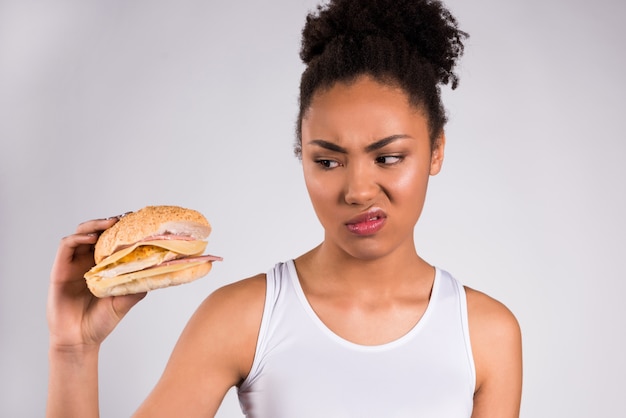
158, 254, 223, 266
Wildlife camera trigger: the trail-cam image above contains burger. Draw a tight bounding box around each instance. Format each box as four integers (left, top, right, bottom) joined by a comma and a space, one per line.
85, 205, 222, 297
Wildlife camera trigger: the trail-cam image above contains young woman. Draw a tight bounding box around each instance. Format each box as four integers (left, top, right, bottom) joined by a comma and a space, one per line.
47, 0, 522, 416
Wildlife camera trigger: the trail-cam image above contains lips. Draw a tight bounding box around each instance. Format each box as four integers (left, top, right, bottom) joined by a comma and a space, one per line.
345, 209, 387, 236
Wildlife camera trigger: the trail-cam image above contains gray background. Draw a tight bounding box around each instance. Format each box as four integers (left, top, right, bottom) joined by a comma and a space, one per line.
1, 0, 625, 416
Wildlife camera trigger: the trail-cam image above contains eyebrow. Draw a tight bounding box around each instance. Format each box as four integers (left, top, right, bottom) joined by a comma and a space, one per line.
308, 134, 410, 154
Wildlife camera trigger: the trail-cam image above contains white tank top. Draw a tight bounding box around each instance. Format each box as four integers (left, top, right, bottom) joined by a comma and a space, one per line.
238, 260, 476, 417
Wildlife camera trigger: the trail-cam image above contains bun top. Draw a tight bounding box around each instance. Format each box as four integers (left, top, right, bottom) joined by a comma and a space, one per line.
94, 206, 211, 263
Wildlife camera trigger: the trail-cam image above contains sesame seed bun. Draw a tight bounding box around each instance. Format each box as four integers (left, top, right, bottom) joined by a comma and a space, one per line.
94, 205, 211, 264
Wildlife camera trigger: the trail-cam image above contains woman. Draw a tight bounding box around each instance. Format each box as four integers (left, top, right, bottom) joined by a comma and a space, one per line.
47, 0, 522, 416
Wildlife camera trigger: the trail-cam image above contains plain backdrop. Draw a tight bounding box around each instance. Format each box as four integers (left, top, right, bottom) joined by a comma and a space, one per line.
1, 0, 625, 416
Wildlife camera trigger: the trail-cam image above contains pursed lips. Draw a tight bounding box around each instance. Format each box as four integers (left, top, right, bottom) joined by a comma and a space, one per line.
345, 208, 387, 235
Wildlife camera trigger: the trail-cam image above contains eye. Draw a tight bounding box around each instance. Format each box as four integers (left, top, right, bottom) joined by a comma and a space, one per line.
376, 155, 403, 165
316, 159, 341, 169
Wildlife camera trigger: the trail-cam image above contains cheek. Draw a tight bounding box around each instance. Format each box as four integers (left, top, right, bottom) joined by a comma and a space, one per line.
388, 162, 431, 206
303, 165, 337, 214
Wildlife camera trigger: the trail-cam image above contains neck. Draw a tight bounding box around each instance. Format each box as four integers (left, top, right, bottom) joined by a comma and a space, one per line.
295, 240, 434, 296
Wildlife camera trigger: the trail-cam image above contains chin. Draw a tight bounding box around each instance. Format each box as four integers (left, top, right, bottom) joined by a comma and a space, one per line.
337, 239, 398, 262
329, 227, 415, 262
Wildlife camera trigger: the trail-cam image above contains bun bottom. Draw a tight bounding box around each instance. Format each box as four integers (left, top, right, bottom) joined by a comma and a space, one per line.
87, 262, 214, 297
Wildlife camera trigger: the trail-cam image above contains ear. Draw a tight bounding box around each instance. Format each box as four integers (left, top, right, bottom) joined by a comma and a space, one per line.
429, 133, 446, 175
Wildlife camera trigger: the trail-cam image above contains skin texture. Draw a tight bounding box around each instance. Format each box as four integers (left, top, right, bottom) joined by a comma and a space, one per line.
295, 76, 444, 345
46, 76, 522, 417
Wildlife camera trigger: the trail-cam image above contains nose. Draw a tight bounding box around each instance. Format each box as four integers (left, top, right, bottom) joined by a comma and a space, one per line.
344, 161, 379, 205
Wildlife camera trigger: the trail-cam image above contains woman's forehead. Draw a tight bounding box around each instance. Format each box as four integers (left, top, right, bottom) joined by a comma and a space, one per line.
302, 77, 428, 140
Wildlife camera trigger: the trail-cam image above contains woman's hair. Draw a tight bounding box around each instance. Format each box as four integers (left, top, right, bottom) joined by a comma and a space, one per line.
295, 0, 468, 157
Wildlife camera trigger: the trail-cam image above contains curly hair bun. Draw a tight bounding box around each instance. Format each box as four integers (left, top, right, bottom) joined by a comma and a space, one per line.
300, 0, 467, 88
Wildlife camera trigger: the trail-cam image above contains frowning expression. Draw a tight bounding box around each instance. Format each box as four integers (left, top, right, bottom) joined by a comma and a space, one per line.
300, 75, 444, 260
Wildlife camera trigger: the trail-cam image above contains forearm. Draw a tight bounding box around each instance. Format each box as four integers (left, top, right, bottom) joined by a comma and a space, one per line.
47, 345, 100, 418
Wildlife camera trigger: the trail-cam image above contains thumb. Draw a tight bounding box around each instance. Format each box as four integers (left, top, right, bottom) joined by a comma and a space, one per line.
111, 292, 148, 319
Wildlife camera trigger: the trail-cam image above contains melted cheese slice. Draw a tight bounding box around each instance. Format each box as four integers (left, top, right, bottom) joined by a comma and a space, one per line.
86, 239, 207, 277
88, 260, 208, 287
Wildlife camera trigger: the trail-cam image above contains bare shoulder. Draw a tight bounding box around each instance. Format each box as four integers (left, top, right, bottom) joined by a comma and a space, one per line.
185, 273, 268, 374
200, 273, 267, 319
134, 274, 266, 417
464, 286, 521, 361
464, 286, 520, 338
464, 286, 522, 417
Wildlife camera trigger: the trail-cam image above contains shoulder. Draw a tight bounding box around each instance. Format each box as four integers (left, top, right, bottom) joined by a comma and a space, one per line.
172, 273, 268, 377
464, 286, 523, 416
188, 273, 267, 370
135, 274, 267, 416
134, 274, 267, 416
464, 286, 520, 340
202, 273, 267, 318
464, 286, 521, 362
172, 272, 268, 368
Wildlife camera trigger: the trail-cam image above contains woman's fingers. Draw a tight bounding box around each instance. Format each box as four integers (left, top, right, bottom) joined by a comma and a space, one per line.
75, 217, 119, 235
51, 217, 120, 284
74, 211, 132, 234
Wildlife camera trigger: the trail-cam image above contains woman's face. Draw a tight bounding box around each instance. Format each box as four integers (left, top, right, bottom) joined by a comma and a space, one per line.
300, 76, 444, 261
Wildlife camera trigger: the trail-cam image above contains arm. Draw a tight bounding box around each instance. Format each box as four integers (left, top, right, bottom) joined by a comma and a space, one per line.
466, 287, 523, 418
47, 218, 146, 417
47, 218, 266, 417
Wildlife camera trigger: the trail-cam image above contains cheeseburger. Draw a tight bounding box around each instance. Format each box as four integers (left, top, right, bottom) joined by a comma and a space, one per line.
85, 205, 221, 297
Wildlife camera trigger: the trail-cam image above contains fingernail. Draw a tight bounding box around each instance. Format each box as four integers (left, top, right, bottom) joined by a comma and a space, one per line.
106, 211, 133, 220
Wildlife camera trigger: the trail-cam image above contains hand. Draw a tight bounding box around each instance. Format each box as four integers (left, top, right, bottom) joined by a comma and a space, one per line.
47, 216, 146, 350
